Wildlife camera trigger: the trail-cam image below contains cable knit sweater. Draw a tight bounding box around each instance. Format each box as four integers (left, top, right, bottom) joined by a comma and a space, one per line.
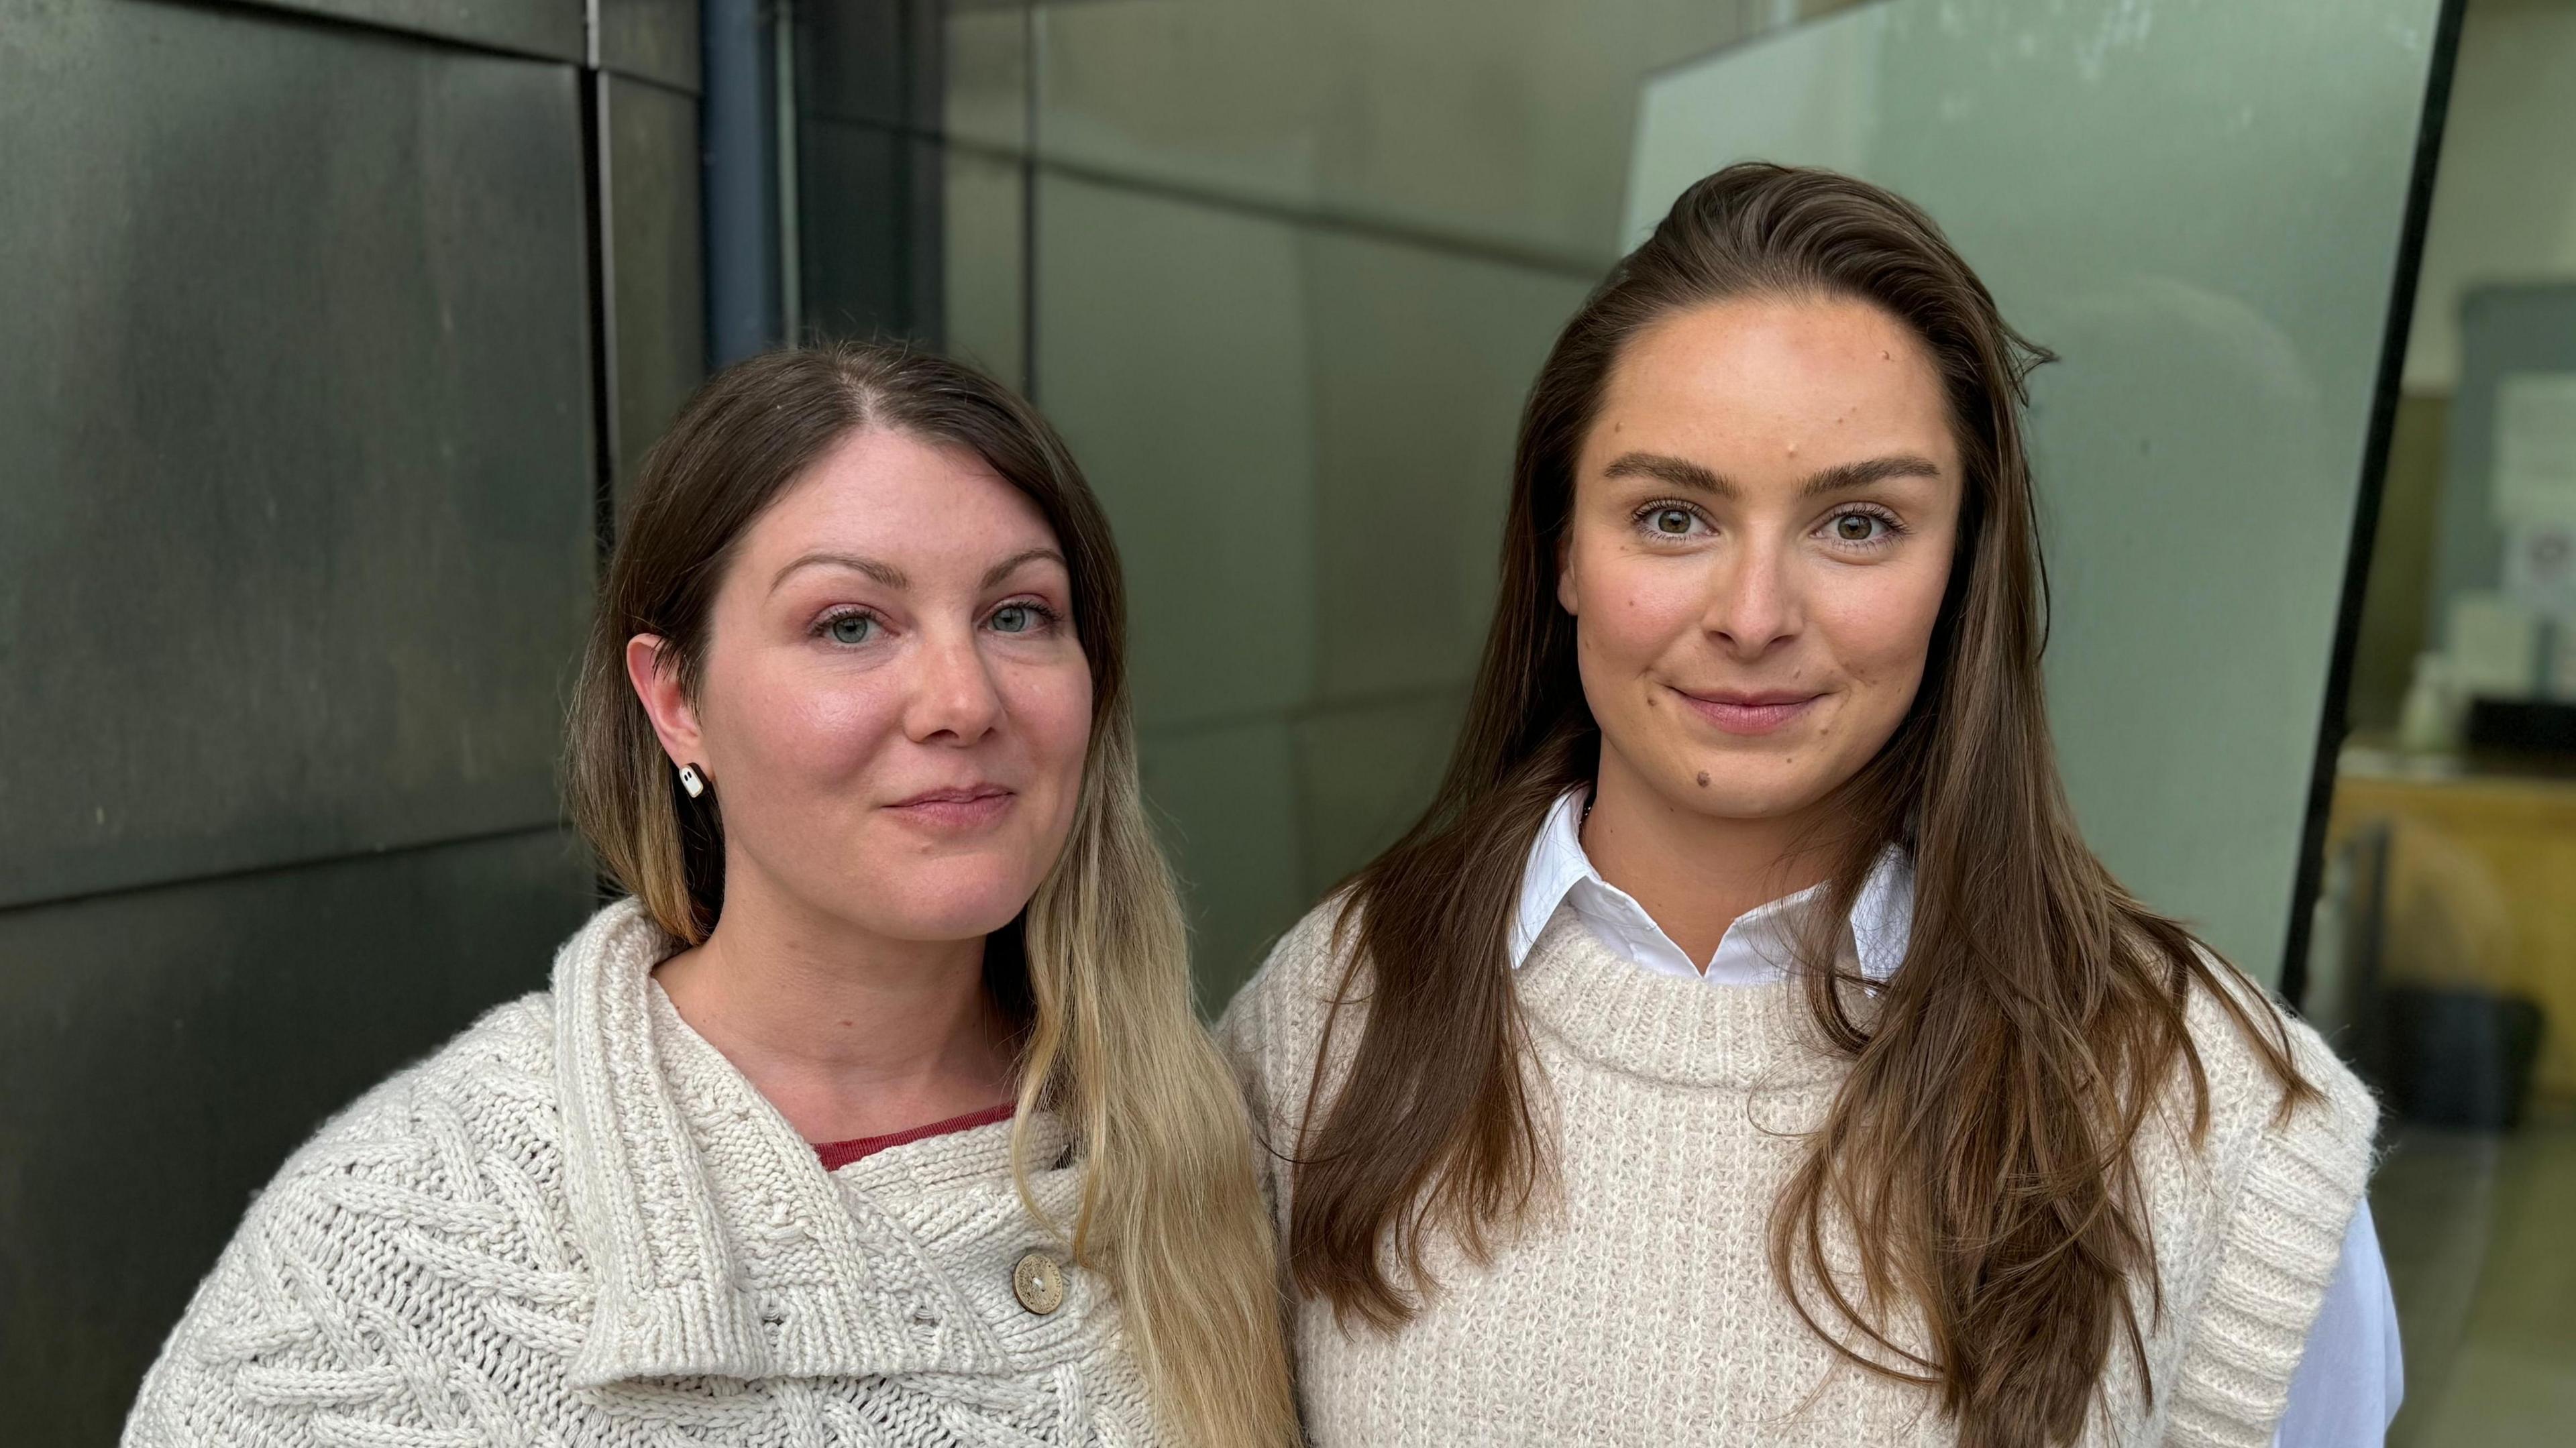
1219, 903, 2380, 1448
125, 900, 1159, 1448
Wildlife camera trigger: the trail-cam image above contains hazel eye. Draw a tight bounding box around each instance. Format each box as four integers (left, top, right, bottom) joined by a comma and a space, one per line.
1833, 512, 1885, 543
1652, 508, 1695, 536
826, 614, 876, 645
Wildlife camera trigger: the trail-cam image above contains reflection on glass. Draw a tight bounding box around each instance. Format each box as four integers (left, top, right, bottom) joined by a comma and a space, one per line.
1034, 0, 1767, 266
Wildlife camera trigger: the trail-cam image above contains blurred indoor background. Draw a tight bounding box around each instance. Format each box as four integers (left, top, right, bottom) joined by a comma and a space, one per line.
3, 0, 2569, 1442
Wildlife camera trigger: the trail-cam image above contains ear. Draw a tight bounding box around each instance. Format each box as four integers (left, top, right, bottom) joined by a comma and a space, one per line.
625, 634, 706, 770
1554, 531, 1580, 618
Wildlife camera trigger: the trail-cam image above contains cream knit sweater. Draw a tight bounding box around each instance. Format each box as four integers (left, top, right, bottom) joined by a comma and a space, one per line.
1220, 903, 2379, 1448
126, 901, 1159, 1448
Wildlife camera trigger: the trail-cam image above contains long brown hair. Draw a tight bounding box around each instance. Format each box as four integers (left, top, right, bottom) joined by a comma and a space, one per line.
1292, 164, 2315, 1447
565, 344, 1297, 1448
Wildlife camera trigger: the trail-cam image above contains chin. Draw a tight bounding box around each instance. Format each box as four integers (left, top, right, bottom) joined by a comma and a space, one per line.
840, 860, 1045, 944
1673, 765, 1835, 823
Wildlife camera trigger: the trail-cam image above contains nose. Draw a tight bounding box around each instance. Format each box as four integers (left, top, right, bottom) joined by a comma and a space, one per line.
1703, 534, 1802, 659
902, 626, 1005, 744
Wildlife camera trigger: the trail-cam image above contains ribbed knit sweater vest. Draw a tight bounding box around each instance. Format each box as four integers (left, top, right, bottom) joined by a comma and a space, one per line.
1220, 905, 2378, 1448
125, 901, 1159, 1448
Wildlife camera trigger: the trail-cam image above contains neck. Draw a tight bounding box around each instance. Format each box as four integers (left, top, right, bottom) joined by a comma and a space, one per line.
653, 858, 1019, 1145
1580, 745, 1834, 970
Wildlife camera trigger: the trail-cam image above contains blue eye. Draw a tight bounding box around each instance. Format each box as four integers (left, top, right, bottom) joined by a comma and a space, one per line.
989, 603, 1044, 634
826, 613, 876, 645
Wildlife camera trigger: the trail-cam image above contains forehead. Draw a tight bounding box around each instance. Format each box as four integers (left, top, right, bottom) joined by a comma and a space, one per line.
1585, 295, 1956, 469
738, 426, 1061, 568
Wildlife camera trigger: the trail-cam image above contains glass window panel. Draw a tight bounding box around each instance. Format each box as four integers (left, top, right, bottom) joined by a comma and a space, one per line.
1036, 0, 1774, 266
1138, 719, 1307, 1008
1301, 231, 1591, 702
942, 146, 1030, 390
1293, 691, 1470, 904
1032, 173, 1320, 732
947, 0, 1032, 152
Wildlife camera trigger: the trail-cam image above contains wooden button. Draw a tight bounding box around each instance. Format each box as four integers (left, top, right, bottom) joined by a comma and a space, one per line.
1012, 1251, 1065, 1316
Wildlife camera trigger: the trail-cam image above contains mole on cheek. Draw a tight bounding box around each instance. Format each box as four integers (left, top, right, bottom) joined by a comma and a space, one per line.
1696, 771, 1710, 788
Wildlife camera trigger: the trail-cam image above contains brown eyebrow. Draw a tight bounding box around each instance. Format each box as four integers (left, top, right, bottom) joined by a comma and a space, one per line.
980, 547, 1068, 591
771, 551, 907, 594
1602, 451, 1731, 497
1599, 449, 1942, 500
770, 547, 1067, 596
1797, 454, 1944, 497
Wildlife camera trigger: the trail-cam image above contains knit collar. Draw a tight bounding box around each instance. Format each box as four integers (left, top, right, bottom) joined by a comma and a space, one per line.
1512, 907, 1862, 1090
549, 900, 1084, 1388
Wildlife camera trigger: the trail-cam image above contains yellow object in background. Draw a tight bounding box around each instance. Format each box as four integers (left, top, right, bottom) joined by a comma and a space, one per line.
2329, 768, 2576, 1103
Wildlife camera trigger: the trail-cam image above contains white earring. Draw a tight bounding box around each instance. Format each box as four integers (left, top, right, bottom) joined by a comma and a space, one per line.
678, 763, 706, 799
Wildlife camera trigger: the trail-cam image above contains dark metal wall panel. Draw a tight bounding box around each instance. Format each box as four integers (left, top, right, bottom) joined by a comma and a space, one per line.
798, 120, 947, 345
598, 0, 702, 91
797, 0, 944, 130
604, 74, 708, 502
235, 0, 586, 62
0, 829, 598, 1446
0, 0, 597, 910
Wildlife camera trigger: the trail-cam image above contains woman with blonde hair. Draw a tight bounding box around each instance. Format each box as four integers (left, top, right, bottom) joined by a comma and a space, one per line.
1223, 164, 2394, 1447
128, 345, 1297, 1448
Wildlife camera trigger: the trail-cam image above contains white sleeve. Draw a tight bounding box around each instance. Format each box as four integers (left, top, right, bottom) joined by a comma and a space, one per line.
2269, 1201, 2404, 1448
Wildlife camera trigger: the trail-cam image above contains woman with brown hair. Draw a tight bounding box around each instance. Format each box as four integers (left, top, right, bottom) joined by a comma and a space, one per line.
127, 345, 1297, 1448
1222, 164, 2395, 1447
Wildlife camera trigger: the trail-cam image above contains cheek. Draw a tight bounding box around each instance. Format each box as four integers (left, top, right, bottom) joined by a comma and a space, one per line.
1817, 563, 1948, 695
702, 649, 903, 781
1003, 664, 1095, 782
1569, 541, 1703, 669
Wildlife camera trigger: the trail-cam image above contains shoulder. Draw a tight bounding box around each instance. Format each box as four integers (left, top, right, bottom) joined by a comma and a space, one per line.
1217, 893, 1363, 1070
125, 993, 566, 1446
2179, 951, 2378, 1165
1214, 893, 1370, 1152
2159, 954, 2383, 1443
278, 991, 559, 1183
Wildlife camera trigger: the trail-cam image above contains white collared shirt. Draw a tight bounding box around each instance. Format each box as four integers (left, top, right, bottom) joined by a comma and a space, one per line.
1509, 789, 2400, 1448
1509, 788, 1915, 985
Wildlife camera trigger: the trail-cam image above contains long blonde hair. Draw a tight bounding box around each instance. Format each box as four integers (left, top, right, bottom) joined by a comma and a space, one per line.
566, 343, 1297, 1448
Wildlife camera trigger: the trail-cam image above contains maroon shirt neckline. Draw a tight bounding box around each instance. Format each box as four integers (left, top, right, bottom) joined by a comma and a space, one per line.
813, 1101, 1016, 1172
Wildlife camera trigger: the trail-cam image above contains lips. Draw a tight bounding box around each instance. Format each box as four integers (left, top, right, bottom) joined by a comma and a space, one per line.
885, 783, 1016, 829
1670, 687, 1822, 737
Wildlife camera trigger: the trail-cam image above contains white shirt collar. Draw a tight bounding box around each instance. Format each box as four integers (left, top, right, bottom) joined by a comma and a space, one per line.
1509, 788, 1915, 986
